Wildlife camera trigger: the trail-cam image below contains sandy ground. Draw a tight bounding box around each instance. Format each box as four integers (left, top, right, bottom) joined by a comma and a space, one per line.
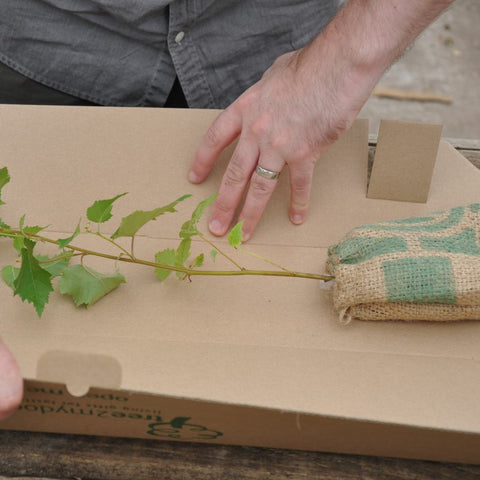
359, 0, 480, 140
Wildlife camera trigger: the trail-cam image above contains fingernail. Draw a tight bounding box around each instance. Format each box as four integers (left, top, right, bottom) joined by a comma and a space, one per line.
209, 219, 224, 235
291, 214, 303, 224
188, 170, 199, 183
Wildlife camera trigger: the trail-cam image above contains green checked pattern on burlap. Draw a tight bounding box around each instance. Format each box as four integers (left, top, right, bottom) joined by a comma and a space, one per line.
327, 204, 480, 321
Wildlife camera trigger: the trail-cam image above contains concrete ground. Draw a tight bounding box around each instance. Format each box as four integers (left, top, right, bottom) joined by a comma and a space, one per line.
359, 0, 480, 140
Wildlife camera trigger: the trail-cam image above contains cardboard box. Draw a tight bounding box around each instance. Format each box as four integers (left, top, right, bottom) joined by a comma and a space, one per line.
1, 105, 480, 463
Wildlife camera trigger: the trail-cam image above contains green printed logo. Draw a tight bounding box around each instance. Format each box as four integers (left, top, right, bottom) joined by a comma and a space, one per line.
147, 416, 223, 441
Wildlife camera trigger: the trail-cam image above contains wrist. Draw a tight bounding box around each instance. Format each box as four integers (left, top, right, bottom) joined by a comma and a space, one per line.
301, 0, 456, 93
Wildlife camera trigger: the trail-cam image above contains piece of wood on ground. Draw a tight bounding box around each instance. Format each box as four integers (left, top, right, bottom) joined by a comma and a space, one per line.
372, 86, 452, 104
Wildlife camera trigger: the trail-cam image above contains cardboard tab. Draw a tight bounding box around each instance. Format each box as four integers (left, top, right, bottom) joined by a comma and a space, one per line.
367, 120, 443, 203
37, 351, 122, 397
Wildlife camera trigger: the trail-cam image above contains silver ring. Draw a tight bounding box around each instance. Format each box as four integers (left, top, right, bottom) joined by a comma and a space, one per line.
256, 165, 280, 180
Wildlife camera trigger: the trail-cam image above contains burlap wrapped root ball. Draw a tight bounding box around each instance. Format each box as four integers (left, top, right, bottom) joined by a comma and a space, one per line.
327, 204, 480, 322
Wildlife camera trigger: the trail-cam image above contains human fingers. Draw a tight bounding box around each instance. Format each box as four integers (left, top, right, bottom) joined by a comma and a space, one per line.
237, 152, 285, 241
0, 337, 23, 420
188, 107, 242, 184
287, 160, 316, 225
208, 136, 259, 236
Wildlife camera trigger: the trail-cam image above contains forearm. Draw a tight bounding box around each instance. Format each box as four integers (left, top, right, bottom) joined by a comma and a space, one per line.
331, 0, 454, 67
295, 0, 456, 113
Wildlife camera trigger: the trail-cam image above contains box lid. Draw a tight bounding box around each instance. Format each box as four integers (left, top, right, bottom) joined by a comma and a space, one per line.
1, 105, 480, 434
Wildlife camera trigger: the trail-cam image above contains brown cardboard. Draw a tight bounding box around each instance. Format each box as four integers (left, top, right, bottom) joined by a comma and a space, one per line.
367, 120, 443, 202
1, 105, 480, 463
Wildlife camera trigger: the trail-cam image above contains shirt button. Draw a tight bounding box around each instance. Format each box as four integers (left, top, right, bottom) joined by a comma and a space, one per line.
174, 31, 185, 44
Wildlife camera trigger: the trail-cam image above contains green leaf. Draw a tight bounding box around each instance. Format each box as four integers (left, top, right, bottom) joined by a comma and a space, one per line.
179, 194, 217, 239
228, 220, 244, 248
2, 265, 20, 289
192, 253, 204, 268
86, 193, 127, 224
210, 249, 218, 262
175, 238, 191, 278
0, 167, 10, 206
111, 194, 191, 239
0, 219, 12, 239
179, 219, 198, 239
36, 253, 72, 277
175, 238, 191, 266
14, 224, 46, 252
58, 221, 81, 249
154, 248, 176, 281
13, 236, 24, 253
14, 239, 54, 317
59, 264, 126, 307
191, 193, 217, 224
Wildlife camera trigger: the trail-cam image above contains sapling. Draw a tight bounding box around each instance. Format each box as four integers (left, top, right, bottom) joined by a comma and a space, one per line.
0, 167, 333, 317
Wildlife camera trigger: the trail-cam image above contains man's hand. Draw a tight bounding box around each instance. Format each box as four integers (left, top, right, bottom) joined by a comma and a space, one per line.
189, 47, 363, 241
189, 0, 455, 241
0, 337, 23, 420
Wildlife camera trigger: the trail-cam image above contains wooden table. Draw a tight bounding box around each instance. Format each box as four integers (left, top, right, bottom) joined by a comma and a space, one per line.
1, 140, 479, 480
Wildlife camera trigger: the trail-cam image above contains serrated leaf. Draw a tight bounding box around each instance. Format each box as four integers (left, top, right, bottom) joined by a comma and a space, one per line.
111, 194, 191, 239
228, 220, 244, 248
191, 193, 217, 224
36, 253, 72, 277
179, 194, 217, 239
192, 253, 204, 268
175, 238, 191, 278
59, 264, 126, 307
14, 224, 46, 252
2, 265, 19, 289
0, 219, 12, 238
13, 236, 24, 253
0, 167, 10, 206
14, 239, 53, 317
86, 193, 127, 224
58, 221, 81, 249
179, 219, 198, 239
210, 249, 218, 262
0, 218, 10, 229
154, 248, 176, 281
175, 238, 191, 266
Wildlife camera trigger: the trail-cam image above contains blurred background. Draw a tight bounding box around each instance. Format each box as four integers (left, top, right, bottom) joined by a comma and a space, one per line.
360, 0, 479, 140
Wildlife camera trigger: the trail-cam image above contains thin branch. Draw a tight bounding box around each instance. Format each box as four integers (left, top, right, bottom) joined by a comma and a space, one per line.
197, 232, 244, 270
0, 227, 334, 281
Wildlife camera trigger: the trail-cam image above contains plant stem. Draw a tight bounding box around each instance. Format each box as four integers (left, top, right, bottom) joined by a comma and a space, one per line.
38, 253, 81, 264
197, 232, 244, 270
131, 236, 135, 258
89, 231, 135, 260
0, 227, 334, 281
236, 247, 292, 273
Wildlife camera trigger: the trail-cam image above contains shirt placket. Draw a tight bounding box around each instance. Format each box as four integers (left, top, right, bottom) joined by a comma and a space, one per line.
168, 0, 215, 108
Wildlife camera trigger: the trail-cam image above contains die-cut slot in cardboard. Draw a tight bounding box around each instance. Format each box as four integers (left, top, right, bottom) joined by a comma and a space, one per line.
37, 351, 122, 396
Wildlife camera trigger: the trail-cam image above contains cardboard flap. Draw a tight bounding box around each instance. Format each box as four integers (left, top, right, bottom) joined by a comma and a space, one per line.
37, 351, 122, 396
367, 120, 443, 203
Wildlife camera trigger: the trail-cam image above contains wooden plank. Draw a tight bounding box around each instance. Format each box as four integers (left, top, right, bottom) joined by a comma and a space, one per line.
1, 431, 480, 480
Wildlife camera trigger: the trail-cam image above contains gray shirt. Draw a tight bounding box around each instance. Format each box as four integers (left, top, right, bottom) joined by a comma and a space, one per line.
0, 1, 339, 108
